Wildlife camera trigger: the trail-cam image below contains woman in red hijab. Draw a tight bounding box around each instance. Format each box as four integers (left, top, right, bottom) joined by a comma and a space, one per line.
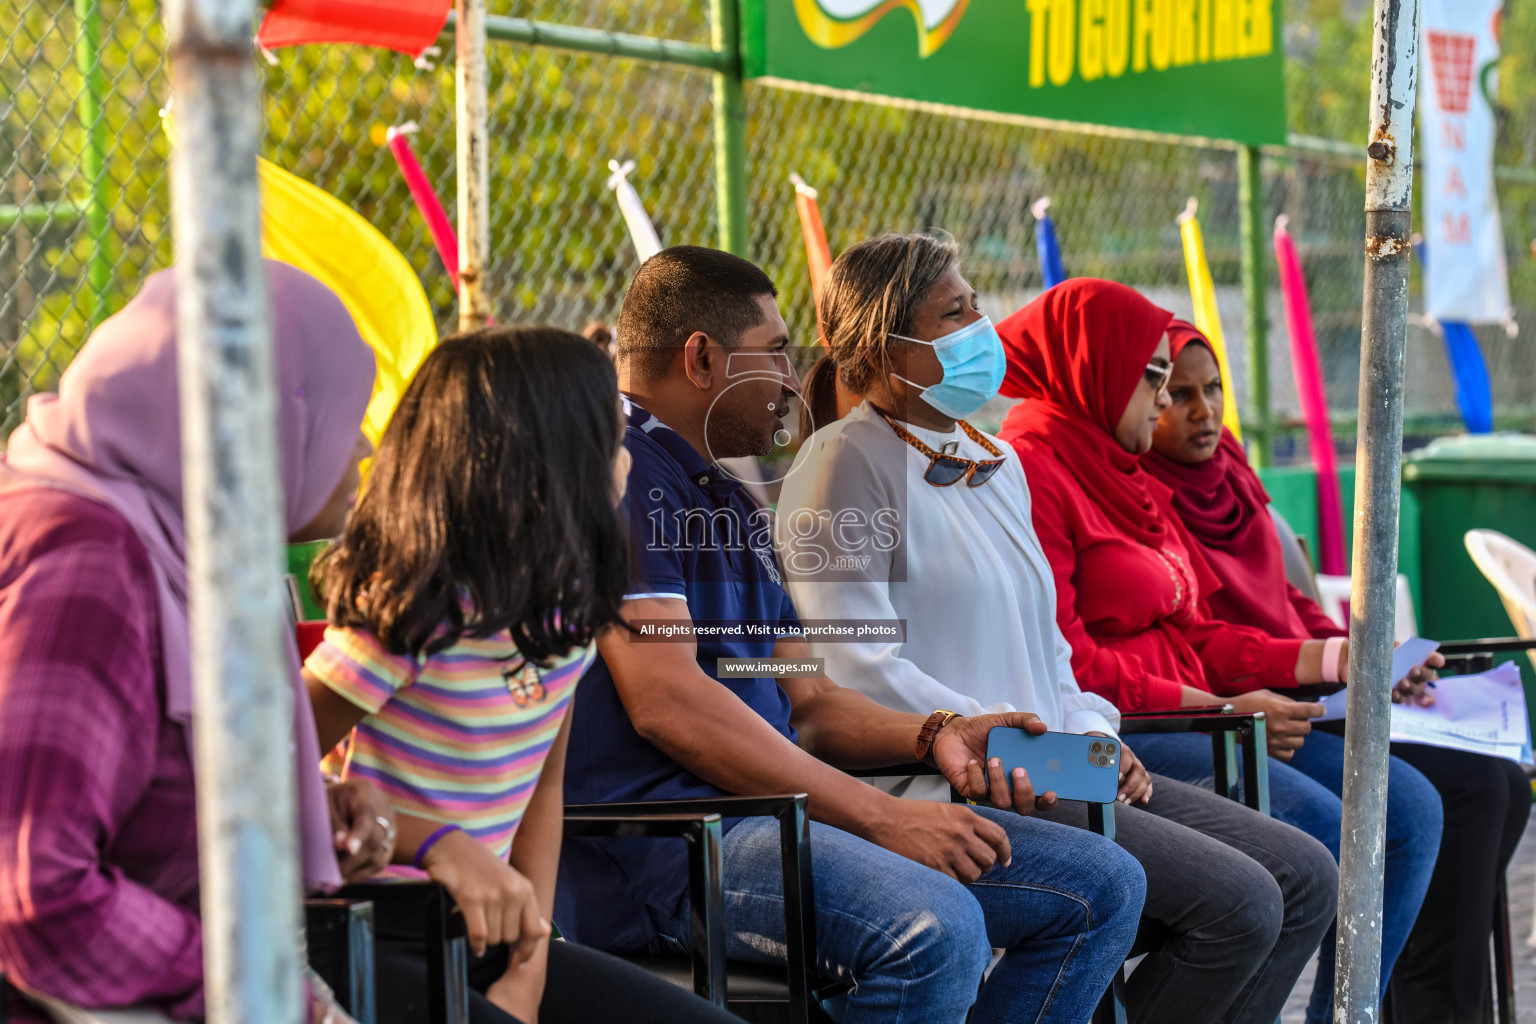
996, 279, 1442, 1024
1146, 321, 1530, 1024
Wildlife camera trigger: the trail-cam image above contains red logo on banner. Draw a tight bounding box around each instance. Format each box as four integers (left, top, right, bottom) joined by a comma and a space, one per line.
1427, 31, 1478, 114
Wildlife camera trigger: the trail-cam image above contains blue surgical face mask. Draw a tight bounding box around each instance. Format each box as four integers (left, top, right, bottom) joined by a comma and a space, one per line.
890, 314, 1007, 420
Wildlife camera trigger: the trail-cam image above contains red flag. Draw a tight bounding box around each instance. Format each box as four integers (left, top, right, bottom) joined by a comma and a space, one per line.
259, 0, 451, 56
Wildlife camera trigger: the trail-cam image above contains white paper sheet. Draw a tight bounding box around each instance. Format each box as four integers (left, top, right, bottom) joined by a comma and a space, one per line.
1389, 661, 1532, 762
1316, 660, 1532, 762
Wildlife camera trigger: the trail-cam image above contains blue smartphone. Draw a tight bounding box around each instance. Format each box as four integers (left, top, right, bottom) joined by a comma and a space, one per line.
985, 728, 1122, 804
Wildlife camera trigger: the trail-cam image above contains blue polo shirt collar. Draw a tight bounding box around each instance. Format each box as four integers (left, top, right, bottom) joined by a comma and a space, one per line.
623, 394, 744, 502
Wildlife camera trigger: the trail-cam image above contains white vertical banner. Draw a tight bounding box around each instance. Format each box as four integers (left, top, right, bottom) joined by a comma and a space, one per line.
1420, 0, 1511, 322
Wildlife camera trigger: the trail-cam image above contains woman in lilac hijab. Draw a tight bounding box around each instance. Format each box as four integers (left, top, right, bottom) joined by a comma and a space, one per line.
0, 261, 390, 1021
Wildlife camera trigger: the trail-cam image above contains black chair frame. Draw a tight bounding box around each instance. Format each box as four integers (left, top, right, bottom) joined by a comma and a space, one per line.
323, 879, 471, 1024
306, 897, 378, 1024
1119, 706, 1270, 814
565, 794, 839, 1024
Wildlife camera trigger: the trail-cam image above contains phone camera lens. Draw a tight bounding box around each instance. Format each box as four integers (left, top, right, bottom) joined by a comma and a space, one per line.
1095, 755, 1109, 766
1089, 741, 1103, 754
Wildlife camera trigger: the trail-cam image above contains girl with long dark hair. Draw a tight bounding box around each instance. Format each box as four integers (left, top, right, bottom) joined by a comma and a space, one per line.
303, 326, 736, 1024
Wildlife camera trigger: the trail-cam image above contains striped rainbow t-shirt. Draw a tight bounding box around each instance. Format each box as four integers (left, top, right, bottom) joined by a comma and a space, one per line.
306, 624, 595, 860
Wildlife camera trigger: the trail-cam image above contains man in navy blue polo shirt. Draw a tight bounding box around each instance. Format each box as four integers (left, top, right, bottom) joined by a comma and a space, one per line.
557, 246, 1145, 1024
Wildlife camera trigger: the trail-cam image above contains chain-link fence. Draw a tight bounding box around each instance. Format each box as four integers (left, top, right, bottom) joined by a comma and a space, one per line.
7, 0, 1536, 458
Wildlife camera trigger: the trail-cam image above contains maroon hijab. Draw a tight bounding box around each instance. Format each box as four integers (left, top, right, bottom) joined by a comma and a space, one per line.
1142, 321, 1308, 638
997, 278, 1174, 548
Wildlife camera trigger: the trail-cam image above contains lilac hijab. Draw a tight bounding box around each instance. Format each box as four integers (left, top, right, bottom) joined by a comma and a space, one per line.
0, 261, 376, 890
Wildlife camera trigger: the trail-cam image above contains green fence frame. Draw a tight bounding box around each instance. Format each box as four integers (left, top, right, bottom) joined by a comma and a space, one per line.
8, 0, 113, 328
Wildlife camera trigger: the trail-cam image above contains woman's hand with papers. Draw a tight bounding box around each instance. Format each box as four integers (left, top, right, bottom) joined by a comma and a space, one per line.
1393, 644, 1443, 707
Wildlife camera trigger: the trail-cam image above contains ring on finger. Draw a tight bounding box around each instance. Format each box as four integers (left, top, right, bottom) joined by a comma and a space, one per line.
375, 815, 397, 846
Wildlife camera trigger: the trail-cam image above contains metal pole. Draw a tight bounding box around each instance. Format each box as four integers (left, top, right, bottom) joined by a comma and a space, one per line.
1334, 0, 1420, 1019
75, 0, 111, 327
455, 0, 492, 330
161, 2, 306, 1022
441, 12, 731, 71
1238, 144, 1271, 468
710, 0, 748, 256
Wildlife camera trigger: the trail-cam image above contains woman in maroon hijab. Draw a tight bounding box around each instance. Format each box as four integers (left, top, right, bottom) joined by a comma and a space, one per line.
995, 278, 1442, 1024
1146, 320, 1530, 1024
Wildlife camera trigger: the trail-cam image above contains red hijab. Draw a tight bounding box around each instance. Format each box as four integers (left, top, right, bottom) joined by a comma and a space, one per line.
1142, 322, 1310, 637
997, 279, 1173, 548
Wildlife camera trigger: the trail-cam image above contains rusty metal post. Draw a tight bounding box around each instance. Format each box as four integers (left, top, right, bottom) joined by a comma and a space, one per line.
1334, 0, 1421, 1019
162, 2, 306, 1022
455, 0, 491, 330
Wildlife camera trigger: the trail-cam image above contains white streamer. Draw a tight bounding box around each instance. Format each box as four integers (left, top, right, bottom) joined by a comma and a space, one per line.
606, 159, 663, 263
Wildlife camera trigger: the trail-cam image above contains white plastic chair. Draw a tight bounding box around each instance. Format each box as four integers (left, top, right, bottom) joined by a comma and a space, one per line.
1312, 573, 1419, 643
1464, 529, 1536, 678
1461, 529, 1536, 951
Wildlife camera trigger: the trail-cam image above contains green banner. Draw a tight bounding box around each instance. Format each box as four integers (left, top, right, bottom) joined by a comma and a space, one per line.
742, 0, 1287, 145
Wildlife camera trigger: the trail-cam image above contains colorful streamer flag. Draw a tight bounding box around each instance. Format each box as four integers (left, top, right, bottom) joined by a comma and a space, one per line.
258, 157, 437, 447
1178, 199, 1242, 442
1274, 216, 1346, 576
785, 174, 855, 416
386, 123, 459, 288
1441, 322, 1496, 434
258, 0, 451, 56
1032, 197, 1067, 289
606, 160, 663, 264
1417, 238, 1495, 433
790, 173, 833, 312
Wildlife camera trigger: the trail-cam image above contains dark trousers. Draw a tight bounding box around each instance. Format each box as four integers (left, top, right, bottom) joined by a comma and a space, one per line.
373, 936, 741, 1024
1381, 740, 1531, 1024
1036, 773, 1338, 1024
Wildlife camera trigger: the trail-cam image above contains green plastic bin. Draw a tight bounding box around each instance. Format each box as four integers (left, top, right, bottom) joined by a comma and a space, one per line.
1402, 434, 1536, 643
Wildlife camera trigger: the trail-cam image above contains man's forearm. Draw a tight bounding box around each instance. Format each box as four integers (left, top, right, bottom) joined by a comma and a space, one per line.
630, 675, 902, 842
787, 676, 934, 769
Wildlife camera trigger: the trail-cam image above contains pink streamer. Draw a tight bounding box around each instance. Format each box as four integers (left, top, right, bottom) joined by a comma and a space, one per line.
1275, 217, 1345, 576
386, 125, 459, 289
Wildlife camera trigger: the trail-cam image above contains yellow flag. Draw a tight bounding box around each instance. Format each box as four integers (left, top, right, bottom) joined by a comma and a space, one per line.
1178, 210, 1243, 441
257, 157, 436, 447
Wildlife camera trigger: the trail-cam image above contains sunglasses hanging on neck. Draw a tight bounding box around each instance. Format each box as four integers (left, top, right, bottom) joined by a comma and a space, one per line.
880, 413, 1005, 488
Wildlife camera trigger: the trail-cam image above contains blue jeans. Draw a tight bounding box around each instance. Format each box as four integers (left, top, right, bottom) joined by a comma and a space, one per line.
654, 807, 1145, 1024
1133, 729, 1443, 1024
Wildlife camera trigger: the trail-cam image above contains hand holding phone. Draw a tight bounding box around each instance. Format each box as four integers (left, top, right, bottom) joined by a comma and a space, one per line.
985, 728, 1122, 804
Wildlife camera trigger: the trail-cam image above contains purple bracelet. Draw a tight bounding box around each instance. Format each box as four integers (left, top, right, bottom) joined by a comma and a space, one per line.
413, 823, 464, 869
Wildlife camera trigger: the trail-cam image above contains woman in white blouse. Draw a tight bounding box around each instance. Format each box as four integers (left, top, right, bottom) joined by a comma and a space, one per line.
775, 232, 1337, 1024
